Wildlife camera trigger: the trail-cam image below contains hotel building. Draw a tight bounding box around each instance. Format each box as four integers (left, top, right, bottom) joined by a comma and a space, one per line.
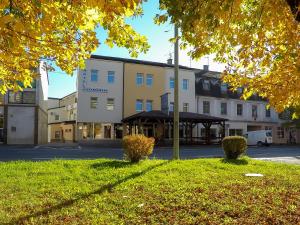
47, 55, 300, 144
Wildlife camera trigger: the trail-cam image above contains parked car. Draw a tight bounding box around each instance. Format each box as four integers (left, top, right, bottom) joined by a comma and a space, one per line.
244, 130, 272, 146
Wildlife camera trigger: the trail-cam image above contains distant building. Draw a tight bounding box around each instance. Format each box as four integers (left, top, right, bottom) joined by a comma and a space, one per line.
0, 62, 48, 145
47, 92, 77, 143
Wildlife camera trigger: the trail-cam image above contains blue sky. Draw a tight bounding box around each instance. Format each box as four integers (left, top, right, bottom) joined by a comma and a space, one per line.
48, 0, 224, 98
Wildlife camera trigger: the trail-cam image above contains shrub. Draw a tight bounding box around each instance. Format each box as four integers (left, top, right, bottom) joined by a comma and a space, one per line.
122, 135, 155, 163
222, 136, 247, 159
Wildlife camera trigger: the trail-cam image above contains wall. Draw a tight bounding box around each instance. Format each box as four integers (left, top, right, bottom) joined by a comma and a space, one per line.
7, 106, 35, 144
60, 92, 77, 107
165, 68, 196, 113
123, 63, 166, 118
77, 59, 123, 123
37, 61, 49, 112
38, 108, 48, 144
48, 98, 60, 109
196, 96, 278, 123
48, 107, 69, 124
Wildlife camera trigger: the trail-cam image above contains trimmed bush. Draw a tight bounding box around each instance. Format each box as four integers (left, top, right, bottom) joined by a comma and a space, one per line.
222, 136, 247, 159
122, 135, 155, 163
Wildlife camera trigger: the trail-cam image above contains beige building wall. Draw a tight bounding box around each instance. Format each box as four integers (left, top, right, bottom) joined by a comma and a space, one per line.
60, 92, 77, 107
124, 63, 166, 118
50, 123, 75, 142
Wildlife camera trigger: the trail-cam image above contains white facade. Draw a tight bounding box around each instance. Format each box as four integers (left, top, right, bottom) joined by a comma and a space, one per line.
165, 68, 196, 113
195, 95, 290, 144
76, 58, 124, 140
77, 59, 123, 123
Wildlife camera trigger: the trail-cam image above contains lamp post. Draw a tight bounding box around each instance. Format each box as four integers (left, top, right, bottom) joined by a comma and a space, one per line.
173, 24, 180, 160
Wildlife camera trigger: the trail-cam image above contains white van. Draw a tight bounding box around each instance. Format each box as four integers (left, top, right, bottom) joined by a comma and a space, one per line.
244, 130, 272, 146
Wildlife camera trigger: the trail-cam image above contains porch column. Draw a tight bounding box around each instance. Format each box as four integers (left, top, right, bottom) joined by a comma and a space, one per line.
203, 122, 212, 145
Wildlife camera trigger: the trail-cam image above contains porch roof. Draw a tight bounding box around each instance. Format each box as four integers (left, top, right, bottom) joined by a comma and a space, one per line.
122, 110, 228, 124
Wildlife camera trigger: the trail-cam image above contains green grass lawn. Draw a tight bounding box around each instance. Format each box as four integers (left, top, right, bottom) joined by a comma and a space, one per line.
0, 158, 299, 224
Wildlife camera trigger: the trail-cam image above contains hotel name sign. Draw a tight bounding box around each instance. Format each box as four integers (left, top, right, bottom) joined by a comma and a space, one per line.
81, 70, 108, 94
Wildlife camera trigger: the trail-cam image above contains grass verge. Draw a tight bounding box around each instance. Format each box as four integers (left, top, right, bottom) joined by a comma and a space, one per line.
0, 158, 299, 224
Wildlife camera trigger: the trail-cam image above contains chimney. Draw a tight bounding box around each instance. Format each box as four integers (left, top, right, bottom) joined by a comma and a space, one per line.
167, 58, 173, 65
203, 65, 209, 71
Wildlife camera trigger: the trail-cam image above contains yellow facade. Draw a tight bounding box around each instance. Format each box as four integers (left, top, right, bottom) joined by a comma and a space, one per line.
123, 63, 166, 118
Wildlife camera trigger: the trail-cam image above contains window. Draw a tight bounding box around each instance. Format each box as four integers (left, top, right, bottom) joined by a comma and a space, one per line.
182, 79, 189, 90
136, 73, 143, 86
23, 91, 36, 104
265, 107, 271, 117
136, 100, 143, 112
203, 80, 210, 90
146, 100, 153, 112
55, 115, 59, 120
183, 103, 189, 112
252, 105, 258, 118
237, 104, 243, 116
203, 101, 210, 114
169, 102, 174, 112
107, 71, 115, 84
8, 92, 22, 103
221, 102, 227, 115
90, 97, 98, 109
265, 126, 272, 131
220, 83, 228, 93
8, 91, 35, 104
277, 127, 284, 138
91, 70, 98, 82
146, 74, 153, 87
169, 77, 174, 89
107, 98, 114, 111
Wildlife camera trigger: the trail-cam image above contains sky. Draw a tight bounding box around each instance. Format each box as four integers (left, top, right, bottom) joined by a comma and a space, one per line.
48, 0, 225, 98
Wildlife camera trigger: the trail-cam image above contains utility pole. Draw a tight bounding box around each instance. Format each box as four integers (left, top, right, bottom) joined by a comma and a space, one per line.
173, 24, 180, 160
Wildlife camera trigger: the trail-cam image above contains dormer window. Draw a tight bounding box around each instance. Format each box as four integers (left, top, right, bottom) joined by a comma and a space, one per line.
221, 83, 228, 93
237, 87, 243, 94
203, 80, 210, 90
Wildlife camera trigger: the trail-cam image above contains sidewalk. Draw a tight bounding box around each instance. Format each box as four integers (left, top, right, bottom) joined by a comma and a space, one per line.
255, 156, 300, 165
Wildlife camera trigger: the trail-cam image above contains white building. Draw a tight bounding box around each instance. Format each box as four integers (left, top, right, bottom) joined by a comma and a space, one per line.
0, 62, 48, 145
195, 69, 296, 144
76, 57, 124, 140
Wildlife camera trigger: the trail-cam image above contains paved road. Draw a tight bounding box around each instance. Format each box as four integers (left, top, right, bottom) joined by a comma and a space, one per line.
0, 144, 299, 164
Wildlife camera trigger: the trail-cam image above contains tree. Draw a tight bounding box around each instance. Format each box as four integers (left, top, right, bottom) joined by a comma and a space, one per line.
0, 0, 149, 92
158, 0, 300, 115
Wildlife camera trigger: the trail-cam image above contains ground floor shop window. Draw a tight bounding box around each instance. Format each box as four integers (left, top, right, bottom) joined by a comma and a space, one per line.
277, 127, 284, 139
229, 129, 243, 136
79, 123, 113, 140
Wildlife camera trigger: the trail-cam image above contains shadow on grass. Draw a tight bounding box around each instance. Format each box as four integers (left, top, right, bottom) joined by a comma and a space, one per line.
221, 158, 249, 165
90, 160, 132, 169
5, 161, 169, 225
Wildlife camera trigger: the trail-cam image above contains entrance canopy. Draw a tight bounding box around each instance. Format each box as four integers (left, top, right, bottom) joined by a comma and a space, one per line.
122, 110, 228, 144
